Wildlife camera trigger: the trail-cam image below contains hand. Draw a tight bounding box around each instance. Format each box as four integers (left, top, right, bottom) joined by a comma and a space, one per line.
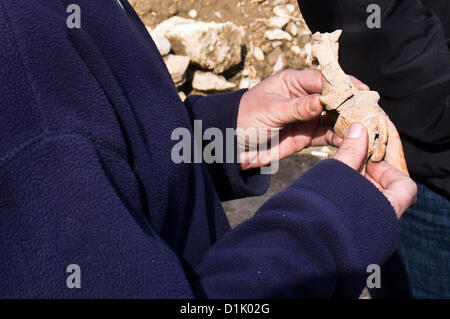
237, 69, 368, 170
333, 123, 417, 218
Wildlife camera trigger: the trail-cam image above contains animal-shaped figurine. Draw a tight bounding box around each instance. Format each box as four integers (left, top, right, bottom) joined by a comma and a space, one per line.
311, 30, 409, 175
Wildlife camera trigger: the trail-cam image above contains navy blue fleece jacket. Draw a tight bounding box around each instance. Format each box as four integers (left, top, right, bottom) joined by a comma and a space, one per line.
0, 0, 399, 298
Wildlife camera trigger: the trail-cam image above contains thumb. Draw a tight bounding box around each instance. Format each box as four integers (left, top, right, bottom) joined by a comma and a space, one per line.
276, 94, 323, 124
333, 123, 369, 172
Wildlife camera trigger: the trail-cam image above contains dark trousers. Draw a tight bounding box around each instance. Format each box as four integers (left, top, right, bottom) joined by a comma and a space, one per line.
372, 184, 450, 298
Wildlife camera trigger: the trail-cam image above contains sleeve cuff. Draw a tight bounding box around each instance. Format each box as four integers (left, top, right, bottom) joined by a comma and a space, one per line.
294, 159, 399, 268
184, 90, 271, 201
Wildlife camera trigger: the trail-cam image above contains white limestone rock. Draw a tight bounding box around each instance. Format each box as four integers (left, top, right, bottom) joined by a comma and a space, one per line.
156, 17, 243, 74
269, 16, 290, 29
265, 29, 293, 41
146, 27, 171, 56
273, 54, 288, 73
252, 46, 265, 61
163, 54, 191, 87
273, 5, 290, 18
192, 71, 237, 92
239, 77, 261, 89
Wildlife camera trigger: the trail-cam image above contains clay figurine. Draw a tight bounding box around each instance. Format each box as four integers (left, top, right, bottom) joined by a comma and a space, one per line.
311, 30, 409, 175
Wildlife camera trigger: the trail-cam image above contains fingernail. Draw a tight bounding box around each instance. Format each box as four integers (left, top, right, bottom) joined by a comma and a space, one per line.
346, 123, 363, 138
307, 96, 319, 114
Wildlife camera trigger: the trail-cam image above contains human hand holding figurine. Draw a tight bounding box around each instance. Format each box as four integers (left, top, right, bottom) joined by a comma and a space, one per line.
237, 69, 368, 170
334, 123, 417, 218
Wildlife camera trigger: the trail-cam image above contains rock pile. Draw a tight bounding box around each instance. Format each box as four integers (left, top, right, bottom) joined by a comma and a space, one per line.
137, 0, 312, 97
156, 17, 244, 74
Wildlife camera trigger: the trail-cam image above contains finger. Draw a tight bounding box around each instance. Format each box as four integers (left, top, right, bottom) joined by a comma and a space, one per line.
366, 174, 383, 192
367, 161, 410, 190
367, 161, 418, 218
282, 69, 323, 95
310, 125, 343, 147
333, 123, 369, 172
361, 162, 367, 176
349, 75, 370, 91
383, 182, 417, 219
276, 94, 323, 124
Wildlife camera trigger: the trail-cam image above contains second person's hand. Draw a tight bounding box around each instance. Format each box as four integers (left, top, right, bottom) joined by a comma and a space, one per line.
334, 123, 418, 219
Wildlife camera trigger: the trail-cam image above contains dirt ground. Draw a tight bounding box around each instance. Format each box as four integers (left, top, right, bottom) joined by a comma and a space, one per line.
131, 0, 302, 26
130, 0, 311, 85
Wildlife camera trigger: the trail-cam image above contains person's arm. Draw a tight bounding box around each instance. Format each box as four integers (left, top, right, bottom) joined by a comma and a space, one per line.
194, 158, 399, 298
0, 134, 199, 298
297, 0, 450, 146
0, 130, 402, 299
181, 68, 352, 202
184, 92, 271, 201
192, 123, 416, 298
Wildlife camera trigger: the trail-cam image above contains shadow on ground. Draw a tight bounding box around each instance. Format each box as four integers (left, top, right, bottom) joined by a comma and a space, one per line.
223, 154, 320, 228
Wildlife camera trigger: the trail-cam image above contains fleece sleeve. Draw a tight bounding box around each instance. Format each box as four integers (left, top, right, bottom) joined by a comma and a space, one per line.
0, 133, 195, 298
0, 134, 398, 298
194, 159, 399, 298
184, 91, 271, 201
